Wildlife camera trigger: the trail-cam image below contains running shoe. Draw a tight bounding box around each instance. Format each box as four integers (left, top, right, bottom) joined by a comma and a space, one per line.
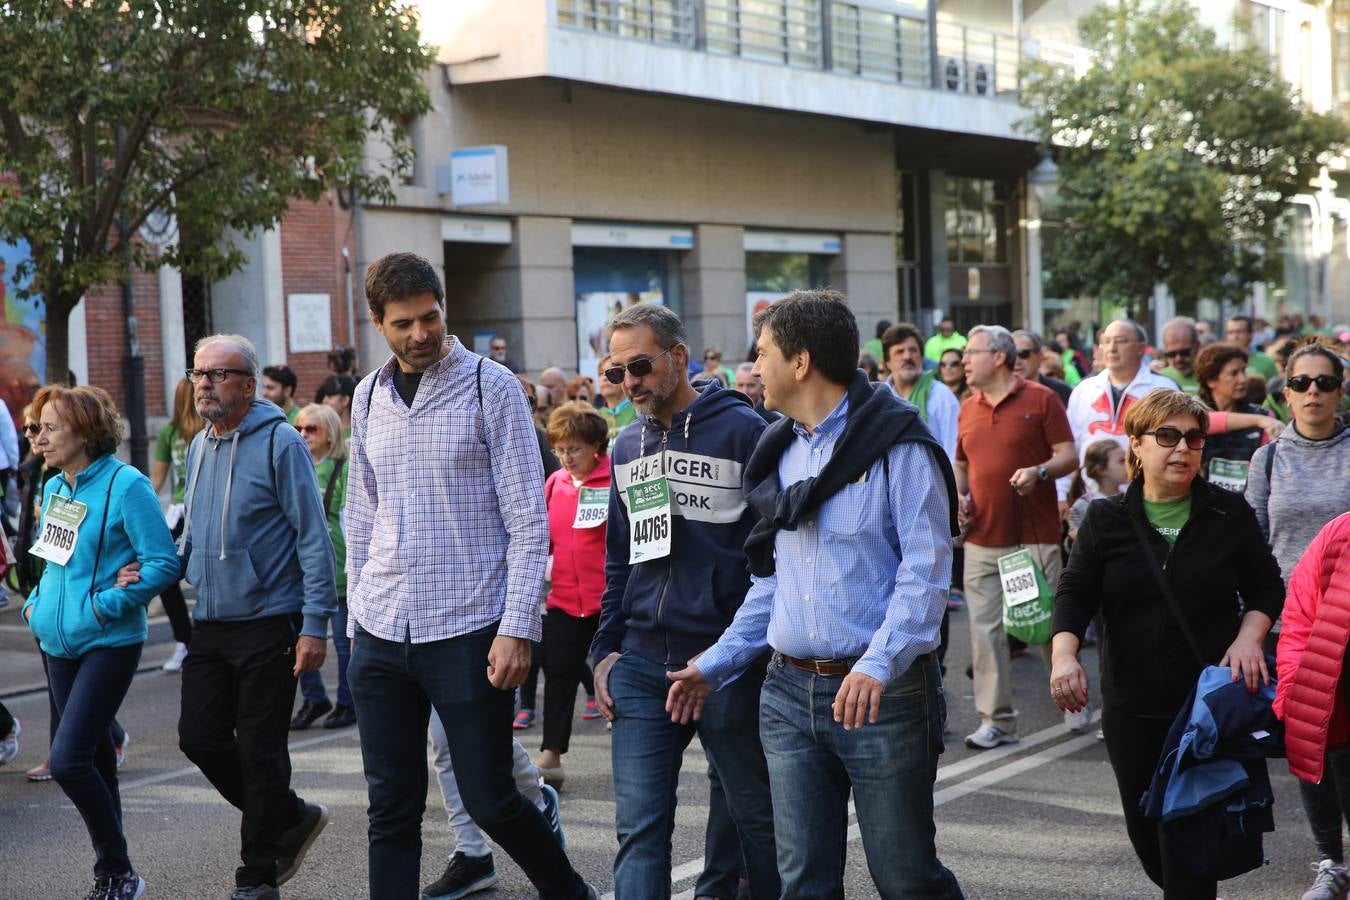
162, 642, 189, 672
512, 709, 535, 730
0, 717, 18, 765
964, 723, 1018, 750
582, 698, 602, 720
422, 851, 497, 899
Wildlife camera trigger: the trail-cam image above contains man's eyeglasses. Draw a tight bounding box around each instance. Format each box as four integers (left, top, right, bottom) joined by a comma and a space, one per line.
1286, 374, 1342, 393
187, 368, 251, 385
1161, 347, 1194, 359
1016, 349, 1036, 360
1141, 426, 1206, 450
604, 348, 673, 385
961, 348, 998, 358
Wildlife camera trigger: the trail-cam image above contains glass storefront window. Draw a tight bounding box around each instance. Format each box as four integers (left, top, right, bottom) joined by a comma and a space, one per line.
744, 251, 831, 344
945, 177, 1009, 265
573, 247, 682, 379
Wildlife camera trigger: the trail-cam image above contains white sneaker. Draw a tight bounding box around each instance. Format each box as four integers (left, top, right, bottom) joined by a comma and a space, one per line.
965, 722, 1018, 750
1065, 703, 1093, 733
162, 642, 189, 672
0, 717, 19, 765
1302, 858, 1350, 900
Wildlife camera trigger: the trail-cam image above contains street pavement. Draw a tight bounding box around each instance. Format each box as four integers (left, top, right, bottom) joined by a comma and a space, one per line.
0, 596, 1331, 899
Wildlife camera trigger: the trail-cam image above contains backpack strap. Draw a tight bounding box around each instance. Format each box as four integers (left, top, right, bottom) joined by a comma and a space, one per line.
1264, 440, 1276, 486
322, 457, 346, 519
266, 420, 282, 499
477, 356, 484, 409
363, 373, 378, 430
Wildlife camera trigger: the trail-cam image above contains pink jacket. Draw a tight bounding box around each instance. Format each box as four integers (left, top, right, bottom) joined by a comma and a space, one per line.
544, 456, 611, 619
1275, 512, 1350, 783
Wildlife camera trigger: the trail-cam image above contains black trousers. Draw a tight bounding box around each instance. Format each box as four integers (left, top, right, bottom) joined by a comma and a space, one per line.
0, 700, 13, 737
540, 611, 599, 754
1100, 705, 1217, 899
178, 614, 307, 888
159, 519, 192, 646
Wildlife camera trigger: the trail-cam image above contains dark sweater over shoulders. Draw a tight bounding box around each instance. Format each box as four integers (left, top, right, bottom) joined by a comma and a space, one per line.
1053, 477, 1283, 718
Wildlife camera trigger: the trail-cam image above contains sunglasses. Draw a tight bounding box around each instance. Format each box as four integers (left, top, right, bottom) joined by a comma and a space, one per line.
939, 360, 963, 368
23, 423, 40, 437
1141, 426, 1206, 450
1286, 374, 1342, 393
1162, 347, 1194, 359
298, 424, 321, 435
1016, 349, 1036, 359
604, 347, 673, 385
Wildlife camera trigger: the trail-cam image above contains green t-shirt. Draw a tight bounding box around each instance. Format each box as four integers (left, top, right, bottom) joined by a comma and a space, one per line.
862, 337, 884, 362
1248, 351, 1278, 381
315, 456, 348, 597
1160, 366, 1200, 394
285, 405, 301, 425
153, 424, 191, 504
924, 332, 967, 362
1143, 494, 1192, 545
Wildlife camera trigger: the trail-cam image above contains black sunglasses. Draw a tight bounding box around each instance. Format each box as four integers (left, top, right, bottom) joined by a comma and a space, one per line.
1016, 349, 1036, 359
1142, 426, 1206, 450
604, 347, 673, 385
1162, 347, 1194, 359
23, 423, 40, 437
1286, 374, 1342, 393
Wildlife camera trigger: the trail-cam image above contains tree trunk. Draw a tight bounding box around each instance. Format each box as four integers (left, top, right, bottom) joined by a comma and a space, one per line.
44, 290, 80, 386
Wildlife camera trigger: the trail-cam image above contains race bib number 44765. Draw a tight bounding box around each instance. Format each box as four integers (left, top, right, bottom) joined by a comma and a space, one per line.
627, 477, 673, 564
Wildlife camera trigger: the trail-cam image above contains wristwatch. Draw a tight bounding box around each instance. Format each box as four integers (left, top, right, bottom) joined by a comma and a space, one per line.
1036, 465, 1049, 482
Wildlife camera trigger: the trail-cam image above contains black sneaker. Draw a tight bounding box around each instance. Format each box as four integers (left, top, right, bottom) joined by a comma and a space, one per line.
322, 704, 356, 729
86, 873, 146, 900
230, 886, 280, 900
289, 699, 332, 731
276, 800, 329, 884
422, 851, 498, 899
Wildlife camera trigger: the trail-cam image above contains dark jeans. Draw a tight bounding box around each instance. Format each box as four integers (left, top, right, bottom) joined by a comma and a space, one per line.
38, 643, 124, 752
178, 615, 308, 888
695, 761, 746, 899
47, 642, 143, 877
520, 638, 542, 711
347, 620, 587, 900
1299, 750, 1350, 861
609, 652, 778, 900
299, 596, 352, 708
541, 610, 599, 754
759, 652, 961, 899
160, 518, 192, 646
1100, 705, 1217, 899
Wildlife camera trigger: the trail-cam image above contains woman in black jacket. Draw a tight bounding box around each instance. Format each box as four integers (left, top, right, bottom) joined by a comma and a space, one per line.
1049, 389, 1283, 899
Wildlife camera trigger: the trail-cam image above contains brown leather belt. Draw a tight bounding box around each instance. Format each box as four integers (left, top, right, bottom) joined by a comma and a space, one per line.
780, 654, 859, 677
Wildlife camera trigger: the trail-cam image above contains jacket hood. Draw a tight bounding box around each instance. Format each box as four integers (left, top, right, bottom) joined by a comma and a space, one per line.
1275, 420, 1349, 450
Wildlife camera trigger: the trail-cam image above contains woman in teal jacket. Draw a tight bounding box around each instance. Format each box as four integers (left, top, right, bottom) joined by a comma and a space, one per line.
21, 385, 178, 900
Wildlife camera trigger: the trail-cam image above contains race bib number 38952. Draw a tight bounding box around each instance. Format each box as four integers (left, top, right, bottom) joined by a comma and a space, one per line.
627, 477, 673, 564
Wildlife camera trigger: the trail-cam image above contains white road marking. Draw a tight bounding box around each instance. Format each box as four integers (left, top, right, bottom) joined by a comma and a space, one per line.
119, 728, 358, 791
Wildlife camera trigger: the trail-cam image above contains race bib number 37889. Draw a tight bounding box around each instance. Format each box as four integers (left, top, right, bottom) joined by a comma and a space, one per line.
31, 495, 88, 567
627, 477, 673, 564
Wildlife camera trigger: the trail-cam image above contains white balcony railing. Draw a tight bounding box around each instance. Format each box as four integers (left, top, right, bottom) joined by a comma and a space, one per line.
555, 0, 1078, 101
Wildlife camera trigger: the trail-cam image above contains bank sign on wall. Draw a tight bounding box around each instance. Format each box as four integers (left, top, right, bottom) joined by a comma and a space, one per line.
449, 146, 510, 207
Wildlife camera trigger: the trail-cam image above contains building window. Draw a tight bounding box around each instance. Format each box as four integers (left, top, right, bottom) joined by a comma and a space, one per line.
1247, 1, 1285, 71
944, 177, 1009, 265
1335, 1, 1350, 106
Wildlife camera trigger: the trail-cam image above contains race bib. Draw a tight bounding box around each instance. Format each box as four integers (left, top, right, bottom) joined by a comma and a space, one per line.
1208, 458, 1249, 493
31, 495, 88, 567
627, 477, 673, 564
573, 487, 610, 529
997, 548, 1040, 606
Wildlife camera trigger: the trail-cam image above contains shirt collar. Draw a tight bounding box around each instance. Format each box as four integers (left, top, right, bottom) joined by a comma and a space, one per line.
793, 392, 850, 443
380, 336, 462, 383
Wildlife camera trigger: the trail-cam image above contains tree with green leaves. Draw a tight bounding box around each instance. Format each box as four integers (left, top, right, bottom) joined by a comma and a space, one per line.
1021, 0, 1348, 313
0, 1, 433, 383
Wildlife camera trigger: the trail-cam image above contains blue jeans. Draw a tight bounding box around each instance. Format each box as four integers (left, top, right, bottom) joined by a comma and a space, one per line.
608, 652, 778, 900
46, 642, 143, 878
347, 620, 587, 900
299, 596, 351, 708
759, 653, 963, 900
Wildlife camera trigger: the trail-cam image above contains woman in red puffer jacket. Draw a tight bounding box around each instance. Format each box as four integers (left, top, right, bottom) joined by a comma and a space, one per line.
534, 402, 612, 788
1276, 512, 1350, 788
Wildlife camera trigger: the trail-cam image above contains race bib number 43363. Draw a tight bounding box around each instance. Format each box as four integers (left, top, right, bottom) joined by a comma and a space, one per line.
627, 477, 672, 564
31, 495, 88, 567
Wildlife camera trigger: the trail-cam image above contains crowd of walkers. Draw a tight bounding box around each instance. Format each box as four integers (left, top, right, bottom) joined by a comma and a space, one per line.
5, 247, 1350, 900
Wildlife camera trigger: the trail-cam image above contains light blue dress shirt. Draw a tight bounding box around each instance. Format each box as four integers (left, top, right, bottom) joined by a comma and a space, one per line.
697, 393, 953, 688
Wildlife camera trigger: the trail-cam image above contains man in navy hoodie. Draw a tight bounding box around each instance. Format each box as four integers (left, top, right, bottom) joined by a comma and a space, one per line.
591, 304, 778, 900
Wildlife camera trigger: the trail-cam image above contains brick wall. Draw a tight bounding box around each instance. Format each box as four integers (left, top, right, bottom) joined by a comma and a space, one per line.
278, 195, 355, 404
84, 260, 166, 414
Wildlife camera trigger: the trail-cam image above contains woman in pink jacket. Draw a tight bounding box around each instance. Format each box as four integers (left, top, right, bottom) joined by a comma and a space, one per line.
535, 402, 612, 787
1276, 513, 1350, 863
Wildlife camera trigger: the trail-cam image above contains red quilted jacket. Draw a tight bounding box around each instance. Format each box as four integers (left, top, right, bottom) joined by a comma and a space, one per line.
544, 456, 611, 619
1275, 512, 1350, 783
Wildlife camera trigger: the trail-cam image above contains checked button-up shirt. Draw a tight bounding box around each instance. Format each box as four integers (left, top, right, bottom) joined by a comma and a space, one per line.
345, 340, 549, 644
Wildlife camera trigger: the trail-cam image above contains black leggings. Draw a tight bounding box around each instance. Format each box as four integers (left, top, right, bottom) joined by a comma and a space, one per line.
540, 611, 600, 754
1100, 705, 1218, 899
159, 519, 191, 646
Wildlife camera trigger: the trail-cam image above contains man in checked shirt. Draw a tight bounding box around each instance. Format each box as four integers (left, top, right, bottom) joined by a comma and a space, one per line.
345, 252, 596, 900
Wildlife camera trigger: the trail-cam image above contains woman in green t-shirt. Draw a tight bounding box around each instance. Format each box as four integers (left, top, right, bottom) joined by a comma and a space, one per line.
290, 403, 353, 731
150, 379, 203, 672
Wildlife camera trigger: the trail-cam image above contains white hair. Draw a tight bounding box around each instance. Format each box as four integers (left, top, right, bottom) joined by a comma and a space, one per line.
195, 334, 260, 377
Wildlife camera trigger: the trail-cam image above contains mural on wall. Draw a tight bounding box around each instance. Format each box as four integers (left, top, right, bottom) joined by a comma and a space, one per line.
0, 238, 45, 422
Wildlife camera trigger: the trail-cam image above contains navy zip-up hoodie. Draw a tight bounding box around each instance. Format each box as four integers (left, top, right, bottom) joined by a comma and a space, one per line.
591, 383, 766, 668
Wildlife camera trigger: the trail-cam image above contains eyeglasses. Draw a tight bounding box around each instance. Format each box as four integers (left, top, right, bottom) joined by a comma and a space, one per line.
23, 423, 41, 437
1141, 426, 1206, 450
961, 348, 998, 358
554, 446, 592, 459
187, 368, 252, 384
26, 422, 61, 436
604, 348, 673, 385
1016, 349, 1036, 359
1100, 338, 1138, 348
298, 424, 321, 435
939, 360, 963, 368
1161, 347, 1194, 359
1286, 374, 1342, 393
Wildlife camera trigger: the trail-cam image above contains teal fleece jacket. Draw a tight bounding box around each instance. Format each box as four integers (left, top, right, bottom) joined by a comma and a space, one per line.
179, 399, 336, 638
23, 454, 178, 659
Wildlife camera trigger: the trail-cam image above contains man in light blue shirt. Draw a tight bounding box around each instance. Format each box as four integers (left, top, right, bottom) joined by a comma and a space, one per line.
668, 290, 963, 899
